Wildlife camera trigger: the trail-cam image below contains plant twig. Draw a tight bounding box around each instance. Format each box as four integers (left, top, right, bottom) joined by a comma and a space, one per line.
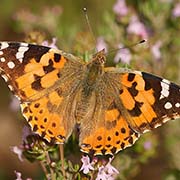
59, 144, 66, 179
45, 151, 56, 180
39, 161, 50, 180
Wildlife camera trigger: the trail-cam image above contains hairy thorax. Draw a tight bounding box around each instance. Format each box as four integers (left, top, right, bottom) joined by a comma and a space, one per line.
75, 53, 105, 123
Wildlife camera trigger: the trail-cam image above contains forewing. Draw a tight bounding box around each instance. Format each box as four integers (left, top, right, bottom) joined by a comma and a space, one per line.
0, 42, 84, 143
118, 70, 180, 133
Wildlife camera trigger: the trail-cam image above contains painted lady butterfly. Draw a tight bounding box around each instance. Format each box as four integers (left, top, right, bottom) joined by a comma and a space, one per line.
0, 42, 179, 155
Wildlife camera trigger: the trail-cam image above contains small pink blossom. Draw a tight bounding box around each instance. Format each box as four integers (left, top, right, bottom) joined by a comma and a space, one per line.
11, 126, 35, 161
105, 158, 119, 175
11, 146, 23, 162
41, 38, 58, 49
127, 16, 148, 39
80, 155, 94, 174
15, 171, 22, 180
22, 125, 34, 142
151, 41, 162, 60
96, 165, 108, 180
114, 44, 132, 64
113, 0, 128, 16
172, 3, 180, 17
143, 141, 152, 150
96, 158, 119, 180
96, 36, 108, 53
14, 171, 32, 180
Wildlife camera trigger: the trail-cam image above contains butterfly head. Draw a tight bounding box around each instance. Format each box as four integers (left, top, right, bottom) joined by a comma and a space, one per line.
92, 49, 106, 66
85, 49, 106, 85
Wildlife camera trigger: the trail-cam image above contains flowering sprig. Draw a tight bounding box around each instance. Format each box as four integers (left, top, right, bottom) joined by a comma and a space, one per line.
14, 171, 32, 180
96, 158, 119, 180
80, 156, 119, 180
80, 155, 95, 174
4, 0, 179, 179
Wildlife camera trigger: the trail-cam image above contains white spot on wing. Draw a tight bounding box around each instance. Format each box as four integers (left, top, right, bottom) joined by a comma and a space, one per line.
7, 61, 15, 69
1, 74, 9, 82
16, 51, 24, 59
8, 85, 13, 91
0, 57, 5, 62
16, 46, 29, 62
164, 102, 172, 109
154, 123, 162, 128
162, 118, 170, 123
19, 58, 23, 63
0, 51, 3, 55
20, 42, 28, 47
160, 79, 170, 99
18, 46, 29, 52
175, 103, 180, 108
0, 42, 9, 50
143, 129, 150, 133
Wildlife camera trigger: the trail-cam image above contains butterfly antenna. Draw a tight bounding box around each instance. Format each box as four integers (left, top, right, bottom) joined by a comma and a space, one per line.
108, 39, 146, 54
83, 7, 96, 46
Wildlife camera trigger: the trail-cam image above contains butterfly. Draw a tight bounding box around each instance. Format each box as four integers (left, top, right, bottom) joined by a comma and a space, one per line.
0, 41, 179, 155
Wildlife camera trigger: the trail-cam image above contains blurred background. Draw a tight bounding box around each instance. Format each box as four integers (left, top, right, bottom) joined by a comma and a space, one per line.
0, 0, 179, 179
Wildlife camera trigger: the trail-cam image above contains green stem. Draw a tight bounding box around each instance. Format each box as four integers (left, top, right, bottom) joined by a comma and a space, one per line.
45, 151, 56, 180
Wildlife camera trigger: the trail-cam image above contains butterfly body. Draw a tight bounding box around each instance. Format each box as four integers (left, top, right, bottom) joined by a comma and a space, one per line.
0, 42, 179, 155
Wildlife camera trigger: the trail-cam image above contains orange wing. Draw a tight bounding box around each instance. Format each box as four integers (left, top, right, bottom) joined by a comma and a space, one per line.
80, 68, 180, 155
119, 71, 180, 133
0, 42, 84, 143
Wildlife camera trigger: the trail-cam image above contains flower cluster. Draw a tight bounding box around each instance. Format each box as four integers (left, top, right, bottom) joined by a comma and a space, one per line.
80, 156, 119, 180
2, 0, 179, 179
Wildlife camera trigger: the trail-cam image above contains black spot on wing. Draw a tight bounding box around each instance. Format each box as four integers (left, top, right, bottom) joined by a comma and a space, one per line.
54, 53, 61, 62
43, 59, 55, 73
128, 101, 143, 116
141, 72, 162, 97
106, 120, 117, 130
33, 124, 38, 131
128, 81, 138, 96
31, 74, 44, 91
110, 147, 117, 154
23, 44, 50, 63
142, 72, 180, 118
127, 73, 135, 82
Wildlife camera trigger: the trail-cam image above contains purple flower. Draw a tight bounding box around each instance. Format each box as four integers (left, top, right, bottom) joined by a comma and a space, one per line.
113, 0, 128, 16
15, 171, 22, 180
80, 155, 94, 174
41, 37, 58, 49
114, 44, 132, 64
11, 126, 35, 162
96, 36, 108, 53
96, 165, 108, 180
172, 3, 180, 17
11, 146, 23, 162
14, 171, 32, 180
96, 158, 119, 180
127, 16, 148, 39
151, 41, 162, 60
143, 141, 152, 150
22, 125, 34, 142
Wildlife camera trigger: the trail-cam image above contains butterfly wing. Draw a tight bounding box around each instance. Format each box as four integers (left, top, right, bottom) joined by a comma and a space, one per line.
117, 69, 180, 133
80, 68, 180, 155
79, 70, 140, 155
0, 42, 85, 143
